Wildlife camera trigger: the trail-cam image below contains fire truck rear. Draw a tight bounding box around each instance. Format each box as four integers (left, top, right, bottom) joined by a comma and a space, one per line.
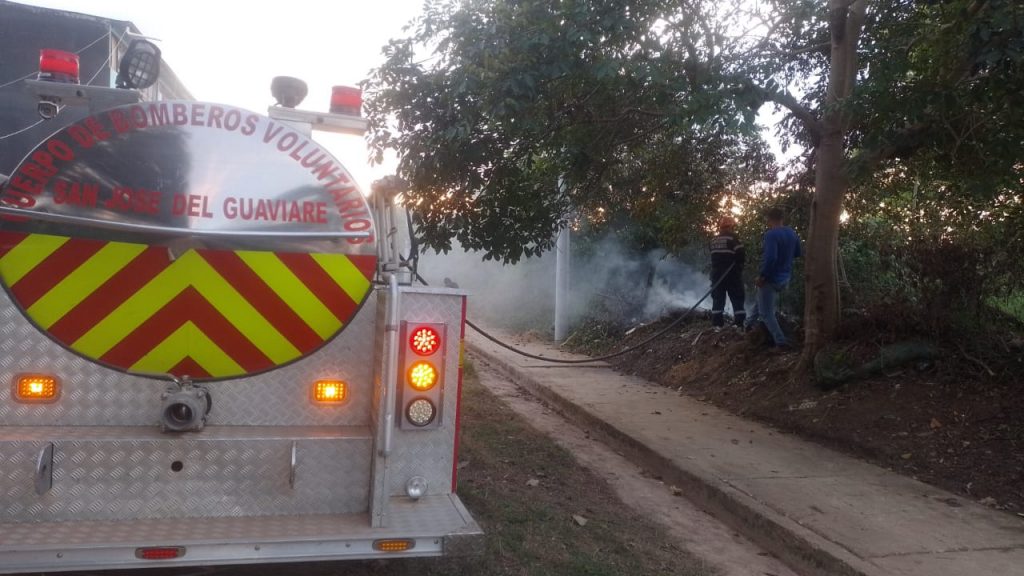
0, 38, 480, 573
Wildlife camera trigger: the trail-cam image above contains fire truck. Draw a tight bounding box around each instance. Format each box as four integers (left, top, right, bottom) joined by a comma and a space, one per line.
0, 5, 480, 573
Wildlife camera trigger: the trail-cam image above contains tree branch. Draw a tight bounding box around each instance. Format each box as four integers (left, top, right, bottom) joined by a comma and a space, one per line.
849, 122, 930, 171
850, 0, 994, 171
840, 0, 868, 102
788, 41, 831, 56
965, 0, 989, 19
758, 87, 823, 140
572, 107, 670, 125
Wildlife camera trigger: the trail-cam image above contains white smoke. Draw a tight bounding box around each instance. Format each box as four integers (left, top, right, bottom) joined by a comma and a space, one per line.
573, 236, 711, 323
417, 234, 715, 333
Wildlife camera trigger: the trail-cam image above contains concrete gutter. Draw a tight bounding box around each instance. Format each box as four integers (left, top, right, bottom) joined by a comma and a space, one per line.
468, 327, 1024, 576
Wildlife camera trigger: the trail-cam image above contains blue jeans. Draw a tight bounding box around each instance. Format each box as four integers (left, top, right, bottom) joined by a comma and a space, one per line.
746, 282, 788, 346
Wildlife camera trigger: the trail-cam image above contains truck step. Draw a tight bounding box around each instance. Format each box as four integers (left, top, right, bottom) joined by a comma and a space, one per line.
0, 494, 481, 574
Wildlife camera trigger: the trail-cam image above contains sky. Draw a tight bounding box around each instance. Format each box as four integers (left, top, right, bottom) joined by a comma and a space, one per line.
17, 0, 426, 192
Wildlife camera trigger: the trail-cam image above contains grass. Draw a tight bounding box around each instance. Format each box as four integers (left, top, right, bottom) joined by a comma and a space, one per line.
990, 291, 1024, 324
561, 317, 625, 356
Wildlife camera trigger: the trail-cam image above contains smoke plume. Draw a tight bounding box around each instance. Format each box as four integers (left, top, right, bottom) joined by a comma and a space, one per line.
417, 235, 718, 334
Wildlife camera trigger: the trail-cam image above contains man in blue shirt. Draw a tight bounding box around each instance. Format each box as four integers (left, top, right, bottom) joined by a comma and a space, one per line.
745, 207, 801, 350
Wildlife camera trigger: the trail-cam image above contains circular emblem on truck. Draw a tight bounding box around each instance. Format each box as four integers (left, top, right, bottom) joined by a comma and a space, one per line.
0, 101, 377, 380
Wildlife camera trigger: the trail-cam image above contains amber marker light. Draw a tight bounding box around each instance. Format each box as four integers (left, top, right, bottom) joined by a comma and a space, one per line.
13, 374, 59, 403
407, 361, 438, 391
373, 539, 415, 552
313, 379, 347, 403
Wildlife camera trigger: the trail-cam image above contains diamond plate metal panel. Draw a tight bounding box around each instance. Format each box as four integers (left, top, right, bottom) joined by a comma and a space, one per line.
0, 494, 472, 547
1, 426, 371, 523
0, 290, 379, 426
388, 289, 465, 497
0, 425, 372, 442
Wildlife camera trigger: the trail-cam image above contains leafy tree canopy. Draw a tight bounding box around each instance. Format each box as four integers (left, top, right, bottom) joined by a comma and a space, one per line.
364, 0, 1024, 264
364, 0, 777, 261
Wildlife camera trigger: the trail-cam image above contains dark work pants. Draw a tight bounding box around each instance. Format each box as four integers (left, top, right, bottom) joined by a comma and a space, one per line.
711, 273, 746, 327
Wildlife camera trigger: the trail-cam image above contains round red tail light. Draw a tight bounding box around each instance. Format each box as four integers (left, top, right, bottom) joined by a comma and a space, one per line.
409, 326, 441, 356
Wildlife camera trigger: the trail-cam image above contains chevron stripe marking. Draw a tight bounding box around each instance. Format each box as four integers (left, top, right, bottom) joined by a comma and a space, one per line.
47, 246, 169, 344
197, 250, 324, 353
27, 242, 148, 329
0, 231, 377, 378
311, 253, 374, 303
0, 234, 68, 285
71, 252, 196, 358
128, 321, 243, 377
0, 231, 29, 260
100, 287, 273, 373
11, 237, 106, 308
345, 254, 378, 283
276, 253, 359, 324
235, 250, 341, 340
184, 252, 300, 364
169, 356, 212, 379
73, 250, 299, 364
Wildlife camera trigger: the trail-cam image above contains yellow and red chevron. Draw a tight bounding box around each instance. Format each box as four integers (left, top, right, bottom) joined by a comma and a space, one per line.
0, 231, 376, 379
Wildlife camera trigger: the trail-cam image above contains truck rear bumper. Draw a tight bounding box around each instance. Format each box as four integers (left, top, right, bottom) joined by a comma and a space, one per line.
0, 494, 482, 573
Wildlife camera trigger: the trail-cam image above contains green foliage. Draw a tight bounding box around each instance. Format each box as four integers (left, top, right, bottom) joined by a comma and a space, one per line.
833, 0, 1024, 338
990, 292, 1024, 324
840, 162, 1024, 334
849, 0, 1024, 181
364, 0, 777, 262
837, 220, 913, 309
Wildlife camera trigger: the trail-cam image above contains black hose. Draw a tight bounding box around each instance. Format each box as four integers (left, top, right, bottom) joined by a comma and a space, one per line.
405, 210, 420, 279
416, 264, 734, 365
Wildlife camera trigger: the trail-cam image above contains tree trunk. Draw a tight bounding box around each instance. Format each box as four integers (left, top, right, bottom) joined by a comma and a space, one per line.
802, 126, 845, 360
799, 0, 867, 368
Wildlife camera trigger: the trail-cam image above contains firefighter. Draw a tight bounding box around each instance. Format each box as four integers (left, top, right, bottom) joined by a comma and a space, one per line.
709, 215, 746, 329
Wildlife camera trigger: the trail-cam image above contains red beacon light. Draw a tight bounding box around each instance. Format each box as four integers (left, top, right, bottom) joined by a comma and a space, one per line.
330, 86, 362, 117
38, 49, 80, 84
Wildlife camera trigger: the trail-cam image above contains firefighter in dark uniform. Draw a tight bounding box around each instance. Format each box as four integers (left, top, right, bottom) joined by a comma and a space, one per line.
710, 216, 746, 329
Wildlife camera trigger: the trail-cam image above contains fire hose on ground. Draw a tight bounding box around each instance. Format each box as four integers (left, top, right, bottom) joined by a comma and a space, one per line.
414, 264, 735, 365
